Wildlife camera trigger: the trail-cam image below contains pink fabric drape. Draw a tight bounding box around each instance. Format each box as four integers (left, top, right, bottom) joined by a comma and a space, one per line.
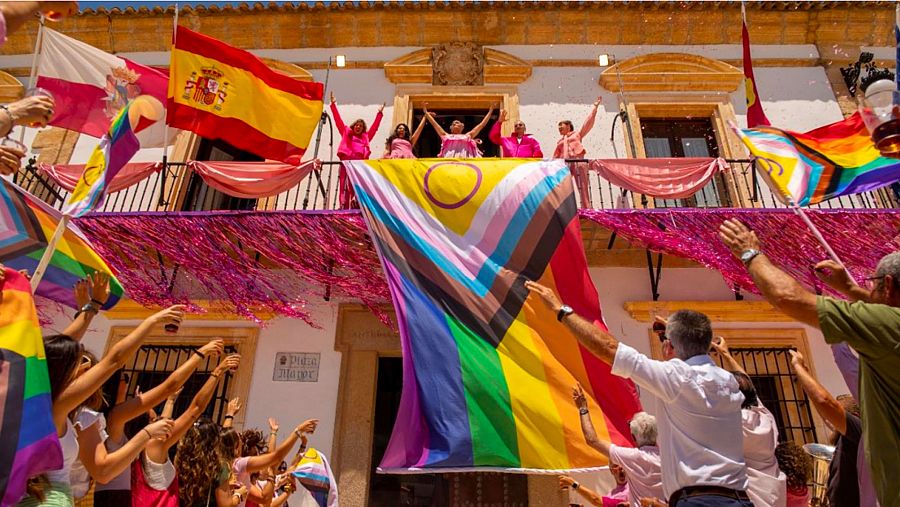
40, 160, 319, 199
588, 158, 727, 199
187, 160, 319, 199
39, 162, 162, 193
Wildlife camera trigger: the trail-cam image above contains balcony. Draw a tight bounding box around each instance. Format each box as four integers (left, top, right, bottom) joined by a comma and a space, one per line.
15, 158, 899, 213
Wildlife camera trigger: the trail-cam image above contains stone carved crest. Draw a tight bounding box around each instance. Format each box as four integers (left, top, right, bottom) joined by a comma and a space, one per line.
432, 43, 484, 86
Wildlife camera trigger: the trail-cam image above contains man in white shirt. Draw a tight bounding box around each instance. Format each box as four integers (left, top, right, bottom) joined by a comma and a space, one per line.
525, 281, 753, 507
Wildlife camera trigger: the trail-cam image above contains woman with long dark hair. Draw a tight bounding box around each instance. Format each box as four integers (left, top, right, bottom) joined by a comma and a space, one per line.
423, 102, 494, 158
17, 305, 184, 506
383, 117, 426, 159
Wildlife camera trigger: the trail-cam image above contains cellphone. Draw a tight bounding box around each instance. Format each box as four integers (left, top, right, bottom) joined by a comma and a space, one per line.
652, 321, 666, 342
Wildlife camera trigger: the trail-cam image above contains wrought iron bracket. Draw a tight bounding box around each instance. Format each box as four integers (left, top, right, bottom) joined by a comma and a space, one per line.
645, 249, 663, 301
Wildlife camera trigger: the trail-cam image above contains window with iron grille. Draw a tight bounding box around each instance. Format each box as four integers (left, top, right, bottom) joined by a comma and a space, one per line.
713, 346, 819, 444
115, 344, 238, 425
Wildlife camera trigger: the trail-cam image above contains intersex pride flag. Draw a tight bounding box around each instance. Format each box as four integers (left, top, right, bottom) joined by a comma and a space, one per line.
168, 27, 324, 164
36, 28, 172, 148
346, 159, 641, 472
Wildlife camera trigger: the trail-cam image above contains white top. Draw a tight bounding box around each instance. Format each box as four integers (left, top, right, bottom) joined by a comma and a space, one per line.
232, 456, 252, 507
141, 453, 176, 490
742, 405, 787, 507
46, 419, 79, 485
611, 343, 749, 497
70, 408, 108, 498
608, 444, 665, 506
95, 433, 131, 491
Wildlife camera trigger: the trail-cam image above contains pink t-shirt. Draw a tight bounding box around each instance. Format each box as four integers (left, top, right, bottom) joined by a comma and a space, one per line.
386, 138, 416, 159
609, 444, 665, 506
232, 457, 252, 507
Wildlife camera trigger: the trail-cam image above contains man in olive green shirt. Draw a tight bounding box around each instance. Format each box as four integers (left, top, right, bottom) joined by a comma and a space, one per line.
719, 219, 900, 507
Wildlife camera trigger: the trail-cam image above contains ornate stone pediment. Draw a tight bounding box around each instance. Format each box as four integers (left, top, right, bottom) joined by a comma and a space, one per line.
384, 47, 531, 85
599, 53, 742, 93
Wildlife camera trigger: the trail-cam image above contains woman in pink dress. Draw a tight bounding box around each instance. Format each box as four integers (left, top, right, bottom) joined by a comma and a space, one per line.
330, 92, 384, 208
383, 117, 426, 159
554, 97, 601, 206
423, 102, 495, 158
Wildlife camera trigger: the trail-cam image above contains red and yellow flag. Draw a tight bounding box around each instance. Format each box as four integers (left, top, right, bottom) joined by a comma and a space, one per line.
167, 26, 323, 164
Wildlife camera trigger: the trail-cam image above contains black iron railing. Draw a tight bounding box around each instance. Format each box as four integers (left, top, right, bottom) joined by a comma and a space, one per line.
15, 158, 898, 213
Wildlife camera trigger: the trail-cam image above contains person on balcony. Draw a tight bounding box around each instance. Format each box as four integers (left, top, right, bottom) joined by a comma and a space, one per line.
554, 97, 601, 206
329, 92, 384, 208
488, 110, 543, 158
423, 102, 494, 158
383, 117, 426, 159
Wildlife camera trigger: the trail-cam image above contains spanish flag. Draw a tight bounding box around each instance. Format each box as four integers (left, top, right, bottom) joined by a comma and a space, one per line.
167, 26, 323, 164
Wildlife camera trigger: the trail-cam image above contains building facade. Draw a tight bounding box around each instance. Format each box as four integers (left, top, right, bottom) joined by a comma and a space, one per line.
1, 2, 896, 505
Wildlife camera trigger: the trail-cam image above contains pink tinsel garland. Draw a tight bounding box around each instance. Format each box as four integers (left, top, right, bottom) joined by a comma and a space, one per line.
72, 209, 900, 325
579, 209, 900, 297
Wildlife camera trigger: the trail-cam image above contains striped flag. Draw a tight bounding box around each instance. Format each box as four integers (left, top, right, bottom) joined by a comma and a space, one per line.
347, 159, 641, 472
64, 97, 161, 217
167, 27, 324, 164
0, 269, 63, 506
742, 3, 770, 128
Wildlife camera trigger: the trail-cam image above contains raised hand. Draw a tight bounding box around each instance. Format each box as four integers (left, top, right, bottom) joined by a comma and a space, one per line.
226, 396, 243, 417
151, 305, 185, 327
0, 146, 24, 176
558, 475, 576, 489
378, 102, 386, 113
718, 219, 761, 258
295, 419, 319, 436
709, 336, 729, 356
38, 2, 79, 19
593, 96, 602, 108
144, 418, 175, 440
571, 383, 587, 410
268, 417, 279, 433
74, 278, 90, 307
499, 110, 508, 122
789, 349, 808, 371
215, 354, 241, 376
814, 259, 855, 292
197, 339, 225, 359
89, 271, 110, 305
7, 96, 55, 127
524, 280, 562, 312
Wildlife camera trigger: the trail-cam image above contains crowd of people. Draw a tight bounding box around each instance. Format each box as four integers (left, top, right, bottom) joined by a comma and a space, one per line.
524, 220, 898, 507
3, 268, 321, 507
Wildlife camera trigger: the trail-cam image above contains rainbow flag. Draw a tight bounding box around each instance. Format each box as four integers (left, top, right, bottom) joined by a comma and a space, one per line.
168, 26, 324, 165
346, 159, 641, 472
736, 112, 900, 206
0, 268, 62, 506
0, 180, 122, 309
292, 448, 337, 507
64, 99, 144, 217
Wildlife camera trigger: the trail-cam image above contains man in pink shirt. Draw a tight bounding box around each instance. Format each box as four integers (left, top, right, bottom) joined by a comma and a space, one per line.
488, 110, 543, 158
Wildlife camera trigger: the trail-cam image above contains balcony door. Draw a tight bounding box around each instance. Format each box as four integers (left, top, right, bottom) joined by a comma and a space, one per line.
180, 138, 262, 211
410, 107, 501, 158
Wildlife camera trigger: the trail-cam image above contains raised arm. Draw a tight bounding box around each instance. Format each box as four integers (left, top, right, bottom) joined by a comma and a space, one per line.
329, 93, 346, 135
488, 110, 507, 145
222, 396, 242, 429
422, 103, 447, 137
559, 476, 603, 507
525, 281, 619, 364
578, 97, 601, 139
368, 103, 385, 141
53, 305, 184, 425
107, 338, 223, 441
246, 419, 319, 473
409, 115, 427, 147
711, 336, 745, 374
77, 417, 173, 483
814, 260, 872, 303
467, 104, 495, 138
61, 276, 98, 341
719, 219, 819, 327
572, 383, 610, 456
789, 350, 847, 434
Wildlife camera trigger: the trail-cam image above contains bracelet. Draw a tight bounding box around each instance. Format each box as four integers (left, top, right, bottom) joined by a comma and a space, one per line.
572, 481, 579, 490
294, 429, 304, 439
578, 407, 589, 416
90, 298, 104, 306
210, 372, 220, 379
224, 414, 234, 419
142, 428, 152, 439
192, 350, 204, 360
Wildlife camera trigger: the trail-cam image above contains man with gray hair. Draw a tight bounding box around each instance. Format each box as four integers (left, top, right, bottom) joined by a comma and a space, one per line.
719, 219, 900, 507
570, 381, 665, 507
525, 281, 752, 506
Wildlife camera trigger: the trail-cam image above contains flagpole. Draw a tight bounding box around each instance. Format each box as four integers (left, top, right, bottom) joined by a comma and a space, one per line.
29, 215, 69, 291
790, 202, 858, 286
159, 3, 179, 206
17, 18, 46, 144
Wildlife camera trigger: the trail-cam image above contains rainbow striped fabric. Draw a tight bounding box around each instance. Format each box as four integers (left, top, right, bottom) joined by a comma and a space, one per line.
64, 99, 142, 217
0, 268, 62, 506
292, 448, 336, 507
736, 112, 900, 206
346, 159, 641, 472
0, 180, 122, 309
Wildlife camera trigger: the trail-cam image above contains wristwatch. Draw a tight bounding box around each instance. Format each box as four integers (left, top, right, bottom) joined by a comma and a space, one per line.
557, 305, 574, 322
80, 303, 99, 314
740, 249, 762, 266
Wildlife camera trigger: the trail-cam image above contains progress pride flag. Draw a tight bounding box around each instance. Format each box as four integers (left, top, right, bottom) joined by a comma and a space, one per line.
36, 28, 174, 147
